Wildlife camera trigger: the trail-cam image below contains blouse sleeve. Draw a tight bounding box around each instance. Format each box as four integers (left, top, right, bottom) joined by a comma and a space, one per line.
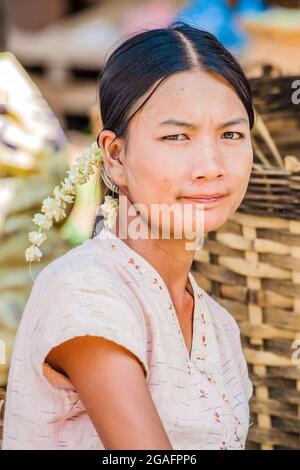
29, 267, 149, 389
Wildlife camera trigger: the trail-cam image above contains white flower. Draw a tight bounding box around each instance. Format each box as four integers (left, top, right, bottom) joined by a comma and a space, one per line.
103, 217, 115, 230
77, 174, 89, 185
99, 195, 119, 230
99, 195, 119, 215
25, 245, 42, 262
61, 178, 75, 195
25, 141, 103, 264
75, 156, 91, 175
89, 142, 103, 165
41, 197, 66, 221
66, 142, 101, 186
53, 185, 74, 204
66, 167, 78, 184
32, 213, 53, 230
41, 196, 63, 215
67, 166, 89, 185
28, 231, 47, 246
53, 206, 66, 222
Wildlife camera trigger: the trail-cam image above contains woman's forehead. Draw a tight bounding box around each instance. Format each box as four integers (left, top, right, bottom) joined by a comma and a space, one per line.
131, 70, 247, 128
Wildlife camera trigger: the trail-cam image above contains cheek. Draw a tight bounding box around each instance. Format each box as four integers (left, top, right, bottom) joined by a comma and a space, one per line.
226, 150, 253, 212
126, 155, 175, 202
160, 175, 176, 193
226, 147, 253, 187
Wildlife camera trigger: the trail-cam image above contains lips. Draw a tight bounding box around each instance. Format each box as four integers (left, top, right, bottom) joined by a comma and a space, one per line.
181, 194, 226, 205
184, 193, 226, 199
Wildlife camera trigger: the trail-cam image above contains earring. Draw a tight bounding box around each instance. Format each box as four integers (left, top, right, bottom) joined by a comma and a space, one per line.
100, 165, 120, 196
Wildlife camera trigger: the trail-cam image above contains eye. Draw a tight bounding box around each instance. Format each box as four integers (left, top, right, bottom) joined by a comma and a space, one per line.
162, 134, 189, 141
222, 131, 244, 140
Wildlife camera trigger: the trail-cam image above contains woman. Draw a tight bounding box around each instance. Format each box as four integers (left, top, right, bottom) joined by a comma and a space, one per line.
3, 22, 254, 450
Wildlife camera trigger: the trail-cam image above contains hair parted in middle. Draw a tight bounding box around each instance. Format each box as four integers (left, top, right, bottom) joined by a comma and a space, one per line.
92, 21, 254, 237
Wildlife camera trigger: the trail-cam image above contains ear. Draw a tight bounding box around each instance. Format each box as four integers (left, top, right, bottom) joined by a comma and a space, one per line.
97, 130, 127, 190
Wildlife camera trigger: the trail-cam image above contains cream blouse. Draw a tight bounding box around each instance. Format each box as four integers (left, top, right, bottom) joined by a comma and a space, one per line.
2, 227, 253, 450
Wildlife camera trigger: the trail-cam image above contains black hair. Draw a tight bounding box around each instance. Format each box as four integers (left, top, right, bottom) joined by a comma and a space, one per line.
92, 21, 254, 237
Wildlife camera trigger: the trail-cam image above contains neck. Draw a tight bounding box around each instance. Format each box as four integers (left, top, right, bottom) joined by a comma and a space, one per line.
112, 196, 199, 301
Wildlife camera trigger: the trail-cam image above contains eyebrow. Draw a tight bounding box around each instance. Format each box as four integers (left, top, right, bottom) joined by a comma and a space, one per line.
158, 117, 248, 129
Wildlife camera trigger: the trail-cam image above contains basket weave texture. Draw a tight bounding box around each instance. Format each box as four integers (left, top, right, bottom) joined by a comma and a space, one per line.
191, 212, 300, 449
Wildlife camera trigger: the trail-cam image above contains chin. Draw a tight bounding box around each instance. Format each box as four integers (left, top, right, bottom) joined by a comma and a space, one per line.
164, 206, 234, 239
201, 210, 231, 234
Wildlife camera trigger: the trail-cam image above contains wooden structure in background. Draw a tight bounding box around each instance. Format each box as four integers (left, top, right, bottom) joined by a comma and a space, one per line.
191, 212, 300, 449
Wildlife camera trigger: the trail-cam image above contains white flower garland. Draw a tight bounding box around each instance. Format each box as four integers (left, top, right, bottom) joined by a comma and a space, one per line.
25, 141, 119, 263
97, 195, 119, 230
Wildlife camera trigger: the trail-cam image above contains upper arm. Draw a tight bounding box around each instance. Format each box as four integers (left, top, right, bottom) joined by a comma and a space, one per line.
46, 335, 173, 450
31, 266, 172, 448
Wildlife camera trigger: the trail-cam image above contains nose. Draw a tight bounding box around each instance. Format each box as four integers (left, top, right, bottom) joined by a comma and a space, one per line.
191, 138, 225, 181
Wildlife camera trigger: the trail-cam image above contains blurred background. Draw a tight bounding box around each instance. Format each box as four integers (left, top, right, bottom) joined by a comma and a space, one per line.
1, 0, 300, 450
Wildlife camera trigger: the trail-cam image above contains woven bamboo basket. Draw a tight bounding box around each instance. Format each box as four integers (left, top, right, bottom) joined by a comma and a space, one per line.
191, 212, 300, 450
239, 74, 300, 220
191, 72, 300, 450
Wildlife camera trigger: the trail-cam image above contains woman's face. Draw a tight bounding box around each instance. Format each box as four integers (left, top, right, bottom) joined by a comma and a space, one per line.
114, 69, 253, 238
